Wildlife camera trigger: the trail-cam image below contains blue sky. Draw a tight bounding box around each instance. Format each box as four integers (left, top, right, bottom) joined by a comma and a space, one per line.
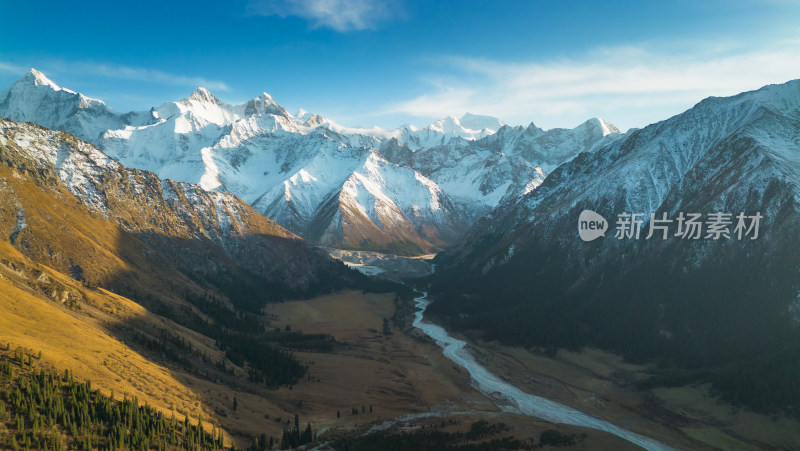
1, 0, 799, 131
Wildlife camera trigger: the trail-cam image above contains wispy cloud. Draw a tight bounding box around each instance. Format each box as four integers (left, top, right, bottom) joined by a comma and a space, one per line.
0, 59, 230, 92
67, 62, 231, 91
0, 61, 27, 74
248, 0, 401, 32
383, 40, 800, 131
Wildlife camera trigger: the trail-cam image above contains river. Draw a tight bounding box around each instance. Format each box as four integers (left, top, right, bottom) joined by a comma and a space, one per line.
411, 293, 672, 451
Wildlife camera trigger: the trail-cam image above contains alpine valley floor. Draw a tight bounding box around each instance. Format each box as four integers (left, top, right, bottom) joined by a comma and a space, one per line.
460, 334, 800, 450
258, 290, 644, 449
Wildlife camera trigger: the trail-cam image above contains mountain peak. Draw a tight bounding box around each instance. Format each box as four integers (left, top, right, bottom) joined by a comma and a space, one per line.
15, 68, 65, 92
303, 114, 324, 127
426, 113, 506, 134
591, 117, 620, 136
187, 87, 221, 104
431, 115, 462, 131
260, 92, 275, 104
574, 117, 619, 136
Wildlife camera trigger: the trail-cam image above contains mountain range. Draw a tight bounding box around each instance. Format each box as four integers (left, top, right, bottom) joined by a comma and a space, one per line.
4, 65, 800, 448
0, 69, 620, 254
4, 67, 800, 420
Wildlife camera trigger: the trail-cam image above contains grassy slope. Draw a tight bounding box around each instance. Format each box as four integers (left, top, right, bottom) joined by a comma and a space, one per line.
0, 239, 222, 428
0, 153, 197, 307
0, 158, 255, 446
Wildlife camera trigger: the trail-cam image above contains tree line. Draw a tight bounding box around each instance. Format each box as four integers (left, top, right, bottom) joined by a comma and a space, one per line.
0, 351, 223, 450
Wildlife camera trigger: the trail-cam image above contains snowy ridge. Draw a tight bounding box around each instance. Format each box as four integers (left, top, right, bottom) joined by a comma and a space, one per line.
0, 116, 370, 301
0, 118, 286, 244
0, 69, 153, 144
0, 69, 620, 251
440, 77, 800, 279
516, 79, 800, 223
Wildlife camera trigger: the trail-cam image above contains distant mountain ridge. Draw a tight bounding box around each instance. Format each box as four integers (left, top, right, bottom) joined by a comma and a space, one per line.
0, 69, 620, 253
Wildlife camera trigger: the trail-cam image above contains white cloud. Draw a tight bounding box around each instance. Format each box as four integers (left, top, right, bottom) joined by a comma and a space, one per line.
69, 62, 230, 92
383, 40, 800, 131
1, 59, 229, 92
0, 61, 26, 74
248, 0, 400, 32
0, 60, 229, 92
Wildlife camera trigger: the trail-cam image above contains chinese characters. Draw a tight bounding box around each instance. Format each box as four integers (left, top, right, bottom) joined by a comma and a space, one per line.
613, 211, 761, 240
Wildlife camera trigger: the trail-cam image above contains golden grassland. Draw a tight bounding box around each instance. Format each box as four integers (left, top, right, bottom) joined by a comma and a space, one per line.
0, 156, 277, 445
464, 337, 800, 450
0, 162, 197, 307
0, 242, 226, 434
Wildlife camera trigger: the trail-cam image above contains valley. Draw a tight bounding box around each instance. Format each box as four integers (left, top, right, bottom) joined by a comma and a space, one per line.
0, 269, 643, 449
220, 289, 648, 449
1, 64, 800, 450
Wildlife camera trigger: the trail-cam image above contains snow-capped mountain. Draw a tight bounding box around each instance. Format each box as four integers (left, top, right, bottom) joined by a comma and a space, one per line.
0, 69, 619, 253
0, 69, 153, 143
377, 117, 620, 209
428, 78, 800, 415
316, 112, 505, 151
0, 116, 367, 301
432, 78, 800, 295
442, 79, 800, 251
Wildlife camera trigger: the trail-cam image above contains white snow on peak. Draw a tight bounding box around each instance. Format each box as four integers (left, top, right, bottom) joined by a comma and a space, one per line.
20, 68, 73, 93
187, 87, 221, 104
589, 117, 619, 136
0, 68, 124, 143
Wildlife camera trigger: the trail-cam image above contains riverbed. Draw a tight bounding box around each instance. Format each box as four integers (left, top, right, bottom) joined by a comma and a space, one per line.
411, 293, 672, 451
